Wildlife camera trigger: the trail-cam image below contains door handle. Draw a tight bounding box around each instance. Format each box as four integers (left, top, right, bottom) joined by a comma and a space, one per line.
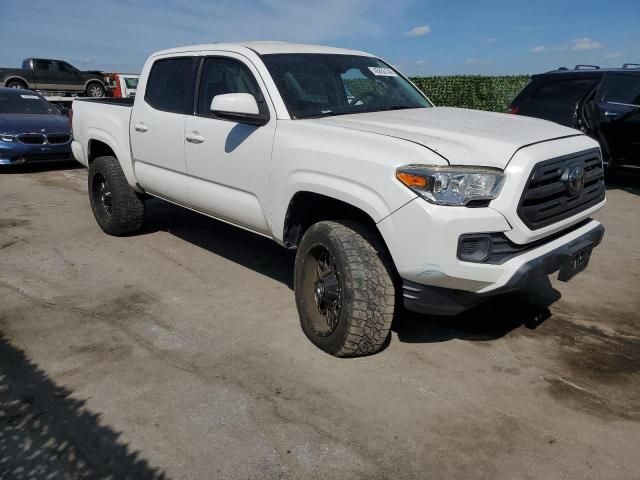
185, 132, 205, 144
603, 111, 620, 118
134, 122, 148, 132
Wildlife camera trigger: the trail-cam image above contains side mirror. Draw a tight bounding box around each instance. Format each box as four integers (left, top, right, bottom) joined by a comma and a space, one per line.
210, 93, 268, 126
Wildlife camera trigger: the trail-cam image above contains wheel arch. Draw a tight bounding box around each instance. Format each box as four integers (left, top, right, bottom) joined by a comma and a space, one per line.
85, 132, 140, 191
87, 139, 115, 164
83, 78, 106, 90
282, 191, 391, 253
4, 76, 29, 88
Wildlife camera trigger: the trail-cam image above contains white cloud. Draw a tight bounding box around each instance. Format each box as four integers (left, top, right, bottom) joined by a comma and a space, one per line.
529, 45, 548, 53
483, 37, 496, 44
466, 58, 491, 66
605, 51, 622, 59
571, 37, 604, 51
406, 25, 432, 37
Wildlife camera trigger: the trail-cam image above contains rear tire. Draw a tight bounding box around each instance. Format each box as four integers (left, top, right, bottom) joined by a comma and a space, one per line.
6, 80, 27, 89
88, 156, 144, 236
294, 220, 395, 357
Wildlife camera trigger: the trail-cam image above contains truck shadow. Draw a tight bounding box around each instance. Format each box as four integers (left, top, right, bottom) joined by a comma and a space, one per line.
392, 278, 560, 344
0, 160, 81, 175
0, 333, 168, 480
142, 199, 561, 344
605, 169, 640, 197
142, 198, 295, 288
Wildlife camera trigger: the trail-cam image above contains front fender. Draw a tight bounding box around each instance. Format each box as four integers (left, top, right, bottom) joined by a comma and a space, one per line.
270, 120, 446, 244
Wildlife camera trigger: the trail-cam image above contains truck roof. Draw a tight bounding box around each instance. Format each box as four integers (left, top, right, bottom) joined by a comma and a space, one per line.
152, 41, 374, 58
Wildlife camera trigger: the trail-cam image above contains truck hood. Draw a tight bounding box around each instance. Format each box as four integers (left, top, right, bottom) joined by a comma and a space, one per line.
0, 114, 70, 135
315, 107, 582, 169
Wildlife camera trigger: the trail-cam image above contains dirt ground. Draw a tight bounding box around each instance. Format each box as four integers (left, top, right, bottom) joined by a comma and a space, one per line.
1, 162, 638, 480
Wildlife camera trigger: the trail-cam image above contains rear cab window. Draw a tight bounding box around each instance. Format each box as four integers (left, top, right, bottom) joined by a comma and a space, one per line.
145, 57, 198, 114
34, 60, 54, 71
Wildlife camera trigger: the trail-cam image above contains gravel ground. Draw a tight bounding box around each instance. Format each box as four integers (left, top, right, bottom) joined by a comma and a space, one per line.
1, 163, 638, 480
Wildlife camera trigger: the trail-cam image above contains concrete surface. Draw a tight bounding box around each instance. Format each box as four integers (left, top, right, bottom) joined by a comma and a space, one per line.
0, 162, 638, 480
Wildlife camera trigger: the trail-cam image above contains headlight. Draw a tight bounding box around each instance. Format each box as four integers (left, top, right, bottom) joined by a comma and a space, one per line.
0, 134, 15, 142
396, 165, 505, 206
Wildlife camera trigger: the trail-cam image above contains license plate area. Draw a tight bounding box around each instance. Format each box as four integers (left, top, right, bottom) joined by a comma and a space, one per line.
558, 240, 594, 282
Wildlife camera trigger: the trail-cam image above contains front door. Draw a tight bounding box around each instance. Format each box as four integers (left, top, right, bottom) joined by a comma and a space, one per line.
596, 72, 640, 167
184, 54, 276, 235
55, 61, 84, 92
130, 55, 198, 205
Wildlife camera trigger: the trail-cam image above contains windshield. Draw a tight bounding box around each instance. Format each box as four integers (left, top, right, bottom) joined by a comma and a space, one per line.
0, 91, 60, 115
262, 54, 431, 118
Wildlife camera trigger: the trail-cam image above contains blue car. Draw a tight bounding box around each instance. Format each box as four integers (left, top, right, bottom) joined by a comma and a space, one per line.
0, 87, 73, 166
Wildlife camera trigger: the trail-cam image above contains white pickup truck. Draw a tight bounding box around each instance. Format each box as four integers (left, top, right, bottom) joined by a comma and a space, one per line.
71, 42, 606, 357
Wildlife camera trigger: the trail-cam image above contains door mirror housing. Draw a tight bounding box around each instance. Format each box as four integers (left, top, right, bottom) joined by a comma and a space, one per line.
210, 93, 268, 126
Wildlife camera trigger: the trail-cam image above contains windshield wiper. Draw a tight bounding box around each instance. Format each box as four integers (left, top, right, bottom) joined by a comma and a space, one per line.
374, 105, 416, 112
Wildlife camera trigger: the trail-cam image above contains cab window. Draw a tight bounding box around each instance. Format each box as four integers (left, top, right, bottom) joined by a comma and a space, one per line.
34, 59, 54, 71
145, 57, 197, 114
196, 57, 262, 116
57, 61, 76, 74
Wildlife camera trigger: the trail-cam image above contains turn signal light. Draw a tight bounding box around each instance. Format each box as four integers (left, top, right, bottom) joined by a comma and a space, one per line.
396, 171, 428, 189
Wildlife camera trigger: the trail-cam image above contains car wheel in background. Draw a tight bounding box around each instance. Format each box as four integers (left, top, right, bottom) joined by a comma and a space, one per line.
88, 156, 145, 235
294, 220, 395, 357
86, 82, 105, 97
6, 80, 27, 89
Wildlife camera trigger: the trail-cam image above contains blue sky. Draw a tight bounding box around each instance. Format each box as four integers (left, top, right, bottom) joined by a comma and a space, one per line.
1, 0, 638, 76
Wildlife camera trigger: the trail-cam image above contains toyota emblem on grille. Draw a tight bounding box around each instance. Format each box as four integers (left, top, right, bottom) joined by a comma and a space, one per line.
563, 164, 585, 195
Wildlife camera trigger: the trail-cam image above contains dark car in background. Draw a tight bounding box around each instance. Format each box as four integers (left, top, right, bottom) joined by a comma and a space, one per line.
0, 58, 107, 97
0, 88, 73, 166
508, 64, 640, 170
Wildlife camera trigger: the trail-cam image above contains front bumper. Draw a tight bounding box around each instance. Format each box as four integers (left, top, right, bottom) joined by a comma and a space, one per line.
402, 222, 604, 315
377, 191, 605, 315
0, 140, 72, 165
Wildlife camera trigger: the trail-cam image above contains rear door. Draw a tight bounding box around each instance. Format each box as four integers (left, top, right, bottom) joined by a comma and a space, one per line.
596, 72, 640, 166
130, 55, 198, 205
184, 53, 275, 234
32, 59, 57, 90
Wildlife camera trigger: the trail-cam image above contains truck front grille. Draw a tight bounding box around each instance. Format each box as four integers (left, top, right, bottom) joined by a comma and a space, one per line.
46, 134, 71, 144
16, 133, 71, 145
17, 134, 46, 145
518, 149, 605, 230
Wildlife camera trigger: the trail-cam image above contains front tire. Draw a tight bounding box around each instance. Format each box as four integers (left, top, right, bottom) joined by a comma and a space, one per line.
86, 81, 105, 97
294, 221, 395, 357
88, 156, 144, 235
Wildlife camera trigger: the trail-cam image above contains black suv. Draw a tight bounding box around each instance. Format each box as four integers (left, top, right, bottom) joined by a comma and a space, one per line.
508, 64, 640, 170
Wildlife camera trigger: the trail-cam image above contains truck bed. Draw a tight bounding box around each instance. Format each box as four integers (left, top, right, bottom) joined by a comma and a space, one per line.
71, 96, 134, 178
74, 97, 135, 106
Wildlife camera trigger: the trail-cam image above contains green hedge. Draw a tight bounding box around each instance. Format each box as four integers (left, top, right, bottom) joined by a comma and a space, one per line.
409, 75, 530, 112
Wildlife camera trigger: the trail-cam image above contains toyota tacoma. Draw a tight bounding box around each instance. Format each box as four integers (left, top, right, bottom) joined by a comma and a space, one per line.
70, 42, 606, 357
